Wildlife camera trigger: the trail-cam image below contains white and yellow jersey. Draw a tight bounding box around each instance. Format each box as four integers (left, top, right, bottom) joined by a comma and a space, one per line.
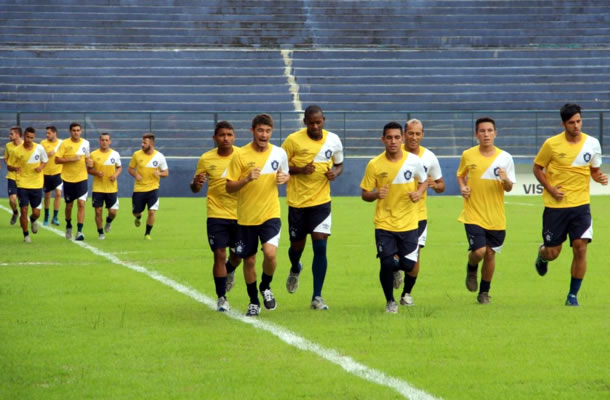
91, 148, 121, 193
226, 143, 289, 226
56, 138, 90, 183
13, 143, 48, 189
40, 138, 63, 176
534, 132, 602, 208
194, 147, 238, 220
457, 146, 516, 230
129, 149, 168, 192
282, 128, 344, 208
360, 150, 427, 232
415, 146, 443, 221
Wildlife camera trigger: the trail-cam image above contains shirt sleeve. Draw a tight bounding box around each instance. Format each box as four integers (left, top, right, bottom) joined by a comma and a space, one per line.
281, 136, 294, 162
39, 145, 49, 163
114, 152, 122, 167
129, 153, 137, 169
428, 154, 443, 180
360, 161, 377, 191
226, 151, 242, 181
591, 139, 603, 168
456, 152, 468, 177
505, 154, 517, 183
55, 142, 65, 158
157, 153, 168, 171
332, 136, 344, 165
84, 141, 90, 157
534, 139, 552, 168
280, 149, 290, 173
194, 154, 206, 177
415, 158, 427, 183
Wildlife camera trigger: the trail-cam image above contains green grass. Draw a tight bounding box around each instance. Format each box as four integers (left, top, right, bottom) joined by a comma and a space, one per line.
1, 196, 609, 399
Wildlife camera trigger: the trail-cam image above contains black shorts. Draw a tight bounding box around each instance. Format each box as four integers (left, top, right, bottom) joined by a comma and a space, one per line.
288, 202, 332, 241
464, 224, 506, 253
43, 174, 63, 193
63, 180, 88, 203
236, 218, 281, 258
17, 188, 43, 209
7, 178, 17, 196
417, 219, 428, 248
92, 192, 119, 209
207, 217, 238, 251
542, 204, 592, 247
132, 190, 159, 214
374, 228, 419, 261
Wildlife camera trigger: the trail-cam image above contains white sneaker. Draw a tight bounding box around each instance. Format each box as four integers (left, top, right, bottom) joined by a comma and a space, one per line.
104, 222, 112, 233
392, 270, 403, 289
262, 289, 277, 310
65, 228, 72, 240
400, 293, 414, 306
245, 303, 260, 316
75, 232, 85, 241
311, 296, 329, 310
31, 220, 38, 234
24, 235, 32, 243
217, 296, 230, 312
286, 263, 301, 294
98, 233, 105, 240
385, 300, 398, 313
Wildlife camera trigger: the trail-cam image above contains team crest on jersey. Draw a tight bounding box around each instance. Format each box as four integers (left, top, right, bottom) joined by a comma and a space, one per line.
493, 167, 500, 177
110, 158, 115, 164
153, 161, 158, 167
271, 160, 279, 171
82, 147, 86, 153
583, 152, 591, 162
423, 165, 428, 173
35, 155, 40, 161
325, 149, 332, 159
403, 170, 412, 180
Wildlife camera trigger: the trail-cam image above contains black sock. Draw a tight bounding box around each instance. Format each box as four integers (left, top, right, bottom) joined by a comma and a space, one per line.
467, 263, 477, 272
403, 274, 417, 295
66, 219, 72, 229
226, 259, 238, 274
288, 247, 303, 273
53, 210, 58, 218
379, 267, 395, 302
145, 224, 153, 235
106, 216, 113, 223
29, 215, 37, 223
98, 228, 103, 234
479, 280, 491, 294
23, 230, 29, 237
214, 276, 227, 298
13, 210, 18, 215
247, 281, 259, 305
44, 208, 49, 220
77, 223, 83, 233
259, 273, 273, 292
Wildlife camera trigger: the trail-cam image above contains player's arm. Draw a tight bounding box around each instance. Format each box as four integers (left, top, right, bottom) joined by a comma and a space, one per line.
226, 167, 260, 193
6, 164, 20, 172
325, 162, 344, 181
128, 166, 142, 180
533, 163, 564, 200
289, 162, 315, 175
496, 168, 513, 192
87, 164, 102, 177
590, 167, 608, 185
457, 174, 471, 199
361, 185, 388, 202
190, 173, 207, 193
154, 168, 169, 178
428, 176, 446, 193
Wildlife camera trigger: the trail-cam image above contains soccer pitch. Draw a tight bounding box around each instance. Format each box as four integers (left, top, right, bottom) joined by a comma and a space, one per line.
1, 196, 609, 400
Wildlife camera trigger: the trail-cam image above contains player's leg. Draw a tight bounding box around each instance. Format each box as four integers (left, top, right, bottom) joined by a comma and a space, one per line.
63, 182, 75, 239
224, 219, 241, 293
397, 228, 419, 306
144, 190, 159, 239
565, 205, 593, 306
207, 218, 234, 311
132, 191, 144, 227
43, 179, 51, 225
259, 218, 281, 311
536, 207, 568, 275
92, 193, 104, 237
464, 224, 486, 292
28, 190, 42, 236
237, 224, 261, 316
286, 206, 306, 293
401, 220, 427, 304
309, 203, 332, 304
8, 180, 19, 224
105, 195, 118, 234
52, 186, 62, 225
477, 229, 505, 304
17, 189, 30, 241
375, 229, 399, 312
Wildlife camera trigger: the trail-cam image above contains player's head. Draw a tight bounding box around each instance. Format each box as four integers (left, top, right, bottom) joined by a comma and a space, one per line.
560, 103, 582, 137
475, 117, 496, 147
46, 126, 57, 141
303, 105, 325, 137
99, 132, 111, 150
404, 119, 424, 152
382, 121, 403, 155
213, 121, 235, 151
251, 114, 273, 151
69, 122, 82, 141
560, 103, 582, 123
141, 133, 155, 152
23, 127, 36, 146
9, 126, 22, 141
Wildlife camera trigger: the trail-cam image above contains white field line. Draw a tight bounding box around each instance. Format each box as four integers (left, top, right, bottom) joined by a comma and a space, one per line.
1, 261, 61, 266
0, 204, 440, 400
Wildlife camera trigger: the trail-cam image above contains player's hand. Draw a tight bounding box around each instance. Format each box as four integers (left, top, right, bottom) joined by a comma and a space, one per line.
153, 170, 161, 177
303, 162, 315, 174
427, 176, 436, 189
248, 167, 261, 181
461, 185, 471, 199
48, 151, 55, 157
74, 155, 82, 162
98, 171, 105, 177
276, 171, 289, 184
408, 191, 421, 203
135, 173, 142, 181
194, 172, 207, 185
497, 168, 509, 182
109, 174, 116, 182
34, 166, 42, 173
597, 172, 608, 186
550, 185, 565, 201
325, 168, 337, 181
377, 184, 389, 199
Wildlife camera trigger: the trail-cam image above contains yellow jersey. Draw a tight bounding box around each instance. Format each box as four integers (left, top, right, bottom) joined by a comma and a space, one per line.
194, 147, 238, 220
4, 141, 20, 180
40, 138, 63, 176
129, 149, 168, 192
90, 149, 122, 193
55, 138, 90, 183
13, 143, 48, 189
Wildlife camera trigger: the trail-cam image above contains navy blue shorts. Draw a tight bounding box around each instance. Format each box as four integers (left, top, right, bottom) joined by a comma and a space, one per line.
236, 218, 281, 258
288, 201, 331, 241
464, 224, 506, 253
207, 217, 238, 251
132, 190, 159, 214
92, 192, 119, 209
374, 228, 419, 260
43, 173, 62, 193
417, 219, 428, 248
17, 188, 43, 209
542, 204, 592, 247
7, 178, 17, 196
63, 180, 88, 203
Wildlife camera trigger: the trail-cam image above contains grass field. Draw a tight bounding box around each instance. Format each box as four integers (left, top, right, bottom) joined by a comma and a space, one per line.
1, 195, 609, 400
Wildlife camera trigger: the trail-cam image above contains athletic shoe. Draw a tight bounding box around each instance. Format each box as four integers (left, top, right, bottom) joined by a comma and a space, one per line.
245, 303, 260, 317
225, 270, 235, 293
400, 293, 414, 306
10, 213, 18, 225
134, 217, 141, 227
104, 222, 112, 233
535, 249, 548, 276
43, 220, 49, 226
98, 233, 105, 240
477, 292, 491, 304
31, 220, 38, 234
24, 235, 32, 243
261, 288, 277, 310
65, 228, 72, 240
466, 264, 478, 292
75, 232, 85, 241
311, 296, 329, 310
144, 234, 152, 241
51, 216, 60, 226
217, 296, 230, 312
385, 300, 398, 313
286, 264, 301, 294
565, 294, 579, 306
393, 270, 403, 289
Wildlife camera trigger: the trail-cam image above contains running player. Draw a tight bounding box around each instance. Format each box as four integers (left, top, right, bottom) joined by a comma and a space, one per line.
41, 126, 63, 226
4, 126, 23, 225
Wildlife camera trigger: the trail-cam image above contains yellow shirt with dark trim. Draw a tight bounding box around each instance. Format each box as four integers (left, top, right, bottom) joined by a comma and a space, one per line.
41, 138, 63, 176
226, 143, 289, 226
4, 142, 19, 180
457, 146, 516, 230
91, 149, 122, 193
55, 138, 90, 183
194, 146, 238, 220
129, 149, 168, 192
13, 143, 48, 189
360, 150, 427, 232
282, 128, 344, 208
534, 132, 602, 208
